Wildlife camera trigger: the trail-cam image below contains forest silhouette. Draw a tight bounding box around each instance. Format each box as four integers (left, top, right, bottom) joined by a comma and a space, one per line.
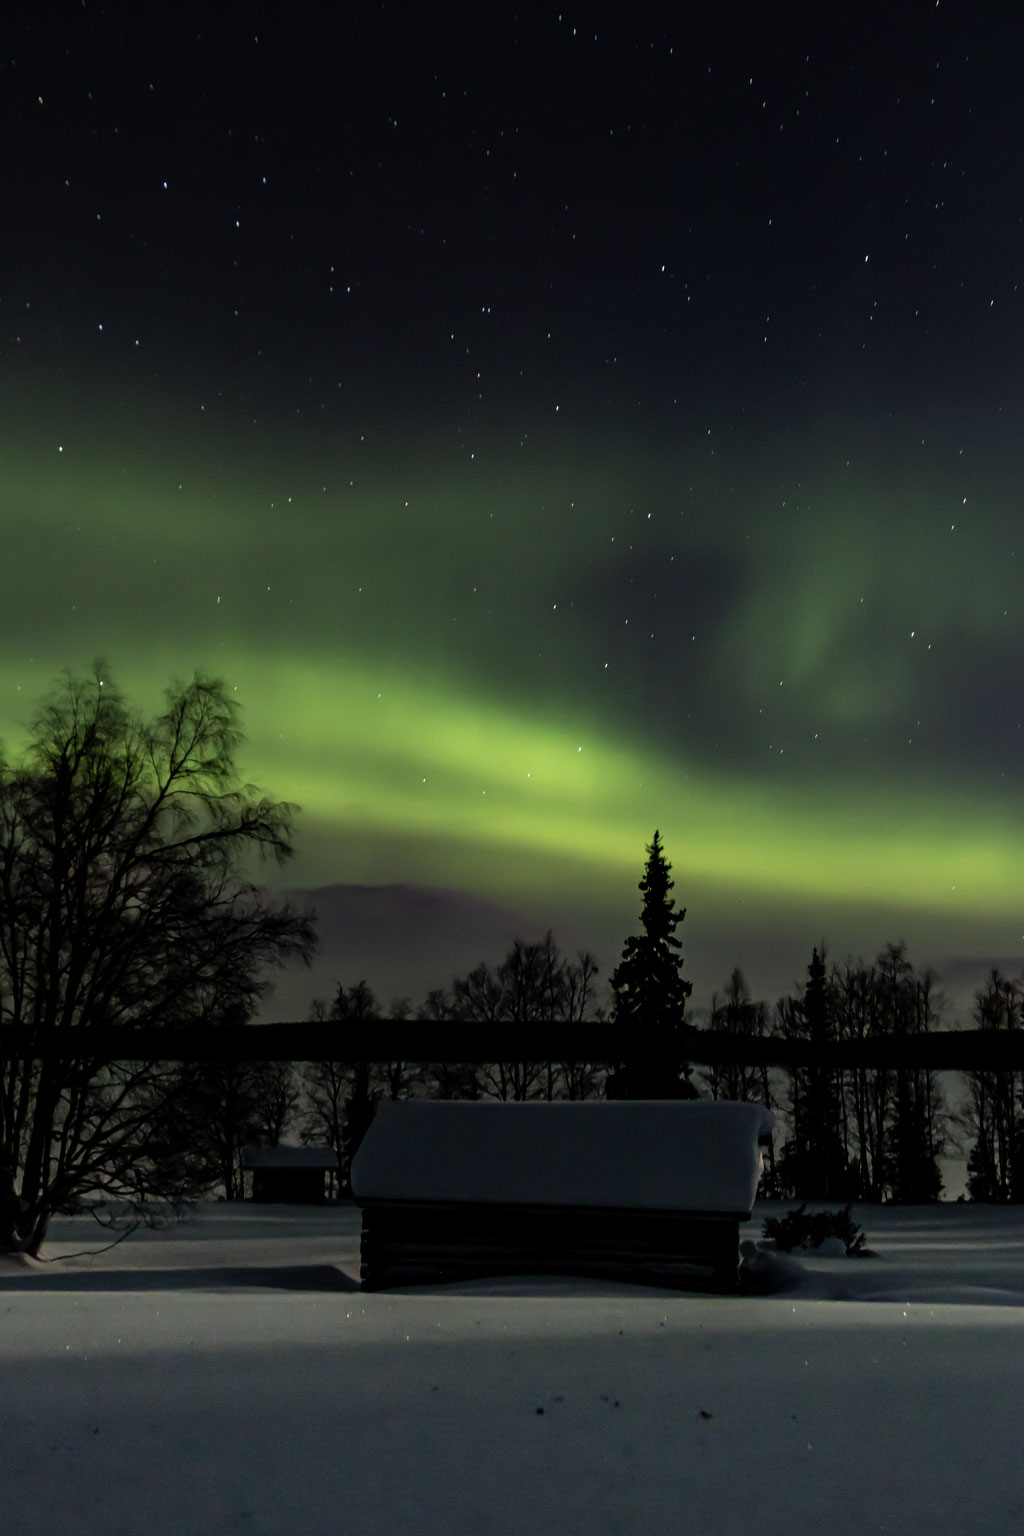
2, 671, 1022, 1246
289, 833, 1019, 1206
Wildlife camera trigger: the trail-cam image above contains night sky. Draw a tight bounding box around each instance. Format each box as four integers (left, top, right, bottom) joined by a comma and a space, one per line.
3, 4, 1023, 1020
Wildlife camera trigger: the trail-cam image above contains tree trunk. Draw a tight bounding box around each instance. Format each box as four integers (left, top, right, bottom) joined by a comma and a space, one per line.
24, 1206, 50, 1258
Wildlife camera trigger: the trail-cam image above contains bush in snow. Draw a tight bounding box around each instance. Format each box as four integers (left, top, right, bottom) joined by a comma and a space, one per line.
762, 1203, 866, 1256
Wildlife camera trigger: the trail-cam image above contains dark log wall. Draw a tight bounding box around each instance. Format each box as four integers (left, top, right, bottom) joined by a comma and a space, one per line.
358, 1201, 744, 1293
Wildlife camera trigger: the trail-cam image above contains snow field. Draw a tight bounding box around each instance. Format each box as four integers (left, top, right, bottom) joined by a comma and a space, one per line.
3, 1203, 1024, 1536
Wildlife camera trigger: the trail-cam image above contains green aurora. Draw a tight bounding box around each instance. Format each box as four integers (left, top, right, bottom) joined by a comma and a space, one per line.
3, 8, 1023, 1016
2, 381, 1021, 1016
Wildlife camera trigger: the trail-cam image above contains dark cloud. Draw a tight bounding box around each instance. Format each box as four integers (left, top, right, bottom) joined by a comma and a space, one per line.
266, 883, 537, 1020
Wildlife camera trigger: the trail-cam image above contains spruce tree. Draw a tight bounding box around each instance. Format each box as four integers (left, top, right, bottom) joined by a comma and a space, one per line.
606, 830, 697, 1099
777, 948, 850, 1199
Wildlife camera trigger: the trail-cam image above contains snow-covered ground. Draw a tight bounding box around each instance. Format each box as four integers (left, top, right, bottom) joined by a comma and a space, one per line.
4, 1201, 1024, 1536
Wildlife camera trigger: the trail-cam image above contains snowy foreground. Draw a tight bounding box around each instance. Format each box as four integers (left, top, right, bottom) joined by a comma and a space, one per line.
4, 1203, 1024, 1536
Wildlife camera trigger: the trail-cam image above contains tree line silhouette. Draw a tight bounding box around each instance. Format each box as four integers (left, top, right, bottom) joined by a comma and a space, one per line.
250, 832, 1019, 1206
2, 668, 1022, 1252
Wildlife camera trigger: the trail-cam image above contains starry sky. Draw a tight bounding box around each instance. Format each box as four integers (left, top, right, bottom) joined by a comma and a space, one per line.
2, 4, 1022, 1021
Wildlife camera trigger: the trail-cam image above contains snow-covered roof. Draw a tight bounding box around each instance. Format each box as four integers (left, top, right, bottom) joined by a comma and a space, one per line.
241, 1146, 338, 1170
351, 1099, 774, 1214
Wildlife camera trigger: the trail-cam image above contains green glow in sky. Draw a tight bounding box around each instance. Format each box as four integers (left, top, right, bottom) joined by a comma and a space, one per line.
4, 9, 1024, 1021
2, 387, 1021, 1012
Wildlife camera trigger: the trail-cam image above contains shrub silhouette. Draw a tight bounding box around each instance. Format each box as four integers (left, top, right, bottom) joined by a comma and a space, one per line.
762, 1203, 866, 1255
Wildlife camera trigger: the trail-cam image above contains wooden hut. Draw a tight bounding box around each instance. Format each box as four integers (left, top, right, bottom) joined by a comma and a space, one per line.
350, 1099, 774, 1292
241, 1146, 338, 1204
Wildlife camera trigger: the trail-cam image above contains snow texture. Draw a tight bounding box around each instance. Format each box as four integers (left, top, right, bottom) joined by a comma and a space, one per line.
351, 1098, 775, 1213
4, 1201, 1024, 1536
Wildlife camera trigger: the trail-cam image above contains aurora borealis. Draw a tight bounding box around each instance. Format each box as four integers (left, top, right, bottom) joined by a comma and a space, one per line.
2, 6, 1022, 1018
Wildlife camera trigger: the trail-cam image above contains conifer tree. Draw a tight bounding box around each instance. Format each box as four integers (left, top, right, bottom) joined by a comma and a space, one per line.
606, 830, 697, 1099
776, 948, 849, 1199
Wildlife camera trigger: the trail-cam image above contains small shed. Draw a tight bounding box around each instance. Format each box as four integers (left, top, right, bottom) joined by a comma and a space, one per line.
241, 1146, 338, 1204
350, 1099, 774, 1292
